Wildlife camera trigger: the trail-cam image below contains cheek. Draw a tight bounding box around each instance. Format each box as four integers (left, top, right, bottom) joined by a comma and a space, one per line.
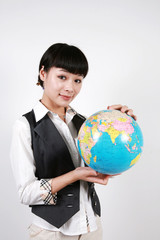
76, 85, 82, 94
75, 80, 82, 89
46, 79, 61, 91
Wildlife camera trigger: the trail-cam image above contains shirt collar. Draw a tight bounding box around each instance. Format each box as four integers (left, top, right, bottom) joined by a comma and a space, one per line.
33, 100, 49, 122
33, 100, 77, 122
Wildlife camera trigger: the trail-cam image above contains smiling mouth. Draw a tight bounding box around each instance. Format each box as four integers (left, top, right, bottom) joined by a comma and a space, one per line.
59, 94, 72, 100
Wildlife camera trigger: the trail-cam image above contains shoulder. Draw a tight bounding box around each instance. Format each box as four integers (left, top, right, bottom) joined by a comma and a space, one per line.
12, 115, 31, 136
76, 112, 87, 120
10, 115, 33, 156
68, 106, 86, 120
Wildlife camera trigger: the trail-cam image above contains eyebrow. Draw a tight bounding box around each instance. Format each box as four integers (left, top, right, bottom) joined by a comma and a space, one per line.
59, 68, 69, 73
59, 69, 84, 77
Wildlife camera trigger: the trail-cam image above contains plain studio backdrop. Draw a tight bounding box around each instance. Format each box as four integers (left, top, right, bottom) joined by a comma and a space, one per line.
0, 0, 160, 239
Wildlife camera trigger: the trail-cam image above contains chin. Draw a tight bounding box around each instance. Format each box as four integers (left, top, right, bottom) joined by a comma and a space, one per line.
62, 99, 73, 106
59, 102, 71, 108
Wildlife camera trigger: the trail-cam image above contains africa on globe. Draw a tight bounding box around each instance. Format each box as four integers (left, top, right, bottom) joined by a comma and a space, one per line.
77, 110, 143, 175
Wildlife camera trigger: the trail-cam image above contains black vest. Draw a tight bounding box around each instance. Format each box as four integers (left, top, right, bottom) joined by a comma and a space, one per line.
24, 110, 100, 228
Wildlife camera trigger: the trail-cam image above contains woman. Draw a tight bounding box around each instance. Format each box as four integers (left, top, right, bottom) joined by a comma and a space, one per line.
10, 43, 137, 240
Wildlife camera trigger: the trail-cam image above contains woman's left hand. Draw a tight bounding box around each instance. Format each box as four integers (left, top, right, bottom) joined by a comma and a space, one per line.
107, 104, 137, 121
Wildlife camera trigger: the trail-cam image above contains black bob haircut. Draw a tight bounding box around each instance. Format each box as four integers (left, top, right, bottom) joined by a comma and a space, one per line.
37, 43, 89, 88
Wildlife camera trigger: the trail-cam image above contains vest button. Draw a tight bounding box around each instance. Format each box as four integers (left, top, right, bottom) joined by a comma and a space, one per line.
92, 191, 96, 197
67, 193, 74, 197
67, 205, 73, 208
94, 201, 97, 206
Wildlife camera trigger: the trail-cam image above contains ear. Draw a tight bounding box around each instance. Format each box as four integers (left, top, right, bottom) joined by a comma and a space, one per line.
39, 66, 46, 81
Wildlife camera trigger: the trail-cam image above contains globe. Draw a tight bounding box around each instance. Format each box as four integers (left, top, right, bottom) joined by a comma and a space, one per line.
77, 110, 143, 175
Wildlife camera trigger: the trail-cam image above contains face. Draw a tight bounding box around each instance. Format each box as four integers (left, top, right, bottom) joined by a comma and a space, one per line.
40, 67, 83, 110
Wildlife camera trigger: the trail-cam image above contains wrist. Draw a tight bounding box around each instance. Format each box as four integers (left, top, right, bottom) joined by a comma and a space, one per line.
50, 169, 80, 194
72, 168, 80, 182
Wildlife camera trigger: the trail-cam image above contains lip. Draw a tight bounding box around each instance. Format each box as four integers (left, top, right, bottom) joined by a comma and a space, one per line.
59, 94, 72, 101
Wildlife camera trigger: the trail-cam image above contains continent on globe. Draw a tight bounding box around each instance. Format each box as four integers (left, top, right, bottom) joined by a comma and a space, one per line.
77, 110, 143, 175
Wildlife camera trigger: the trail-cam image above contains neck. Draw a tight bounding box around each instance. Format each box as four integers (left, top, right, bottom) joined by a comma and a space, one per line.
40, 99, 67, 118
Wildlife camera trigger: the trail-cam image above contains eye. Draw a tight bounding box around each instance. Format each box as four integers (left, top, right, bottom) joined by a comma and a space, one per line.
75, 79, 82, 84
58, 75, 66, 80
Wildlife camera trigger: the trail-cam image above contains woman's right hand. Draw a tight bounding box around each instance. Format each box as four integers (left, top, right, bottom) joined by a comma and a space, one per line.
74, 167, 112, 185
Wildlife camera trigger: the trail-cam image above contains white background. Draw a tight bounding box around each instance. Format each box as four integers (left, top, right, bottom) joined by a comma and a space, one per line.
0, 0, 160, 239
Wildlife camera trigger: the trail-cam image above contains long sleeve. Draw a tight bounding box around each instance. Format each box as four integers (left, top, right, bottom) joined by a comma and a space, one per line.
10, 116, 57, 205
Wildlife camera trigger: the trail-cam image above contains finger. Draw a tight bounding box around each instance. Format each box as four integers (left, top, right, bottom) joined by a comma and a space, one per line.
101, 175, 110, 185
133, 115, 137, 121
88, 176, 109, 185
126, 109, 133, 115
108, 173, 121, 178
96, 174, 110, 182
107, 104, 123, 110
85, 167, 97, 174
120, 105, 129, 113
126, 109, 137, 121
120, 107, 137, 121
112, 173, 121, 176
86, 170, 98, 177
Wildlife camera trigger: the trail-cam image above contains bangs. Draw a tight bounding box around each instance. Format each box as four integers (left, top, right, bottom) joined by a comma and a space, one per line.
53, 46, 88, 77
40, 44, 88, 78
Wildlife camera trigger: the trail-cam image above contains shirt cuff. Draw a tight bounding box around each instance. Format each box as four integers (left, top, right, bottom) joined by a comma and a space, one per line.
40, 179, 57, 205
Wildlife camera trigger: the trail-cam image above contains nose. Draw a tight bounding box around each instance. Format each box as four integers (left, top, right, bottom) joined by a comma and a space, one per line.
64, 80, 74, 93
